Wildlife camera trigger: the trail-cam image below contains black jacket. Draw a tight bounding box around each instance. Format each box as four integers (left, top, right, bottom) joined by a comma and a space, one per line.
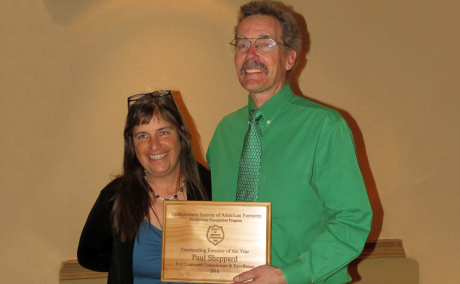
77, 164, 211, 284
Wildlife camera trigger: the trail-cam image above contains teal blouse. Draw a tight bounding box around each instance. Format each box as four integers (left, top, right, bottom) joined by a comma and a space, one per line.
133, 220, 196, 284
207, 84, 372, 284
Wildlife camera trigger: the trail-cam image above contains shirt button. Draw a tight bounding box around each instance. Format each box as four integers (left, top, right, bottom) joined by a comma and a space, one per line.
267, 120, 271, 124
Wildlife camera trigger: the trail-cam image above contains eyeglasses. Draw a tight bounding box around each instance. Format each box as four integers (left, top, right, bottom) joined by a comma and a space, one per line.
127, 90, 177, 110
230, 37, 289, 55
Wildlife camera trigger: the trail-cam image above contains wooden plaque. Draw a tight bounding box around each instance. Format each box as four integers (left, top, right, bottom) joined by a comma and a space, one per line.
161, 201, 271, 283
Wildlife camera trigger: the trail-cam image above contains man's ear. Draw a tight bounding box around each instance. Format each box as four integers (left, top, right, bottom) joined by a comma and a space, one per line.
285, 49, 297, 71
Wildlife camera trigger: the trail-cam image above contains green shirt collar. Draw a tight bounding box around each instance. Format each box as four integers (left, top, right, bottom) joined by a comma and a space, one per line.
247, 83, 294, 123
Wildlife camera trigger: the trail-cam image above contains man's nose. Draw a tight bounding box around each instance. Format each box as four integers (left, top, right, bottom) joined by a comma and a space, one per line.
246, 42, 259, 59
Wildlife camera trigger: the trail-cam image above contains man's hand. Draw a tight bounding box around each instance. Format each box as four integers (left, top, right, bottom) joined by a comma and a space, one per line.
233, 265, 287, 284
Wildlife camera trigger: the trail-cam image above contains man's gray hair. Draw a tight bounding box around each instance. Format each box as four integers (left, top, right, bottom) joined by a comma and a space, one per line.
235, 0, 302, 75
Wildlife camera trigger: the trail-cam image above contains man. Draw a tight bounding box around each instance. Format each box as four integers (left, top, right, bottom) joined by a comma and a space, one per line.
206, 1, 372, 283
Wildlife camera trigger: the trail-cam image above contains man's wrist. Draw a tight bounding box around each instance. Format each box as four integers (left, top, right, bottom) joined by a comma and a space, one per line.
280, 259, 312, 284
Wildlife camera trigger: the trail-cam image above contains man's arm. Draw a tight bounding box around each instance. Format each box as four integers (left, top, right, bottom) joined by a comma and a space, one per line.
281, 117, 372, 283
235, 117, 372, 284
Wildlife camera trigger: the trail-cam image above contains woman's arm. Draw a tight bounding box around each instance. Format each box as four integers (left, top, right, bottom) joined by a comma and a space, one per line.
77, 180, 118, 272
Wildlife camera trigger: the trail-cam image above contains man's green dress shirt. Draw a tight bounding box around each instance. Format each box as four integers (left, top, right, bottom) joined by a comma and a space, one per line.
206, 84, 372, 284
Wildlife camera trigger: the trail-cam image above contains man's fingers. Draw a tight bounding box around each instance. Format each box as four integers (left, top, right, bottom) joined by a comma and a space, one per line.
233, 268, 257, 282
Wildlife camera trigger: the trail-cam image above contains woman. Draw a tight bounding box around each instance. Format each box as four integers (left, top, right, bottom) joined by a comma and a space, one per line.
77, 91, 211, 284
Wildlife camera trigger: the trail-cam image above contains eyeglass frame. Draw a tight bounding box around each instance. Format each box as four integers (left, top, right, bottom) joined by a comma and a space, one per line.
127, 90, 178, 111
229, 36, 290, 55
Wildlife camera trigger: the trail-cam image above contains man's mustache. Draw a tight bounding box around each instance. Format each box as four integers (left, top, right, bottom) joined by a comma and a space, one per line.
239, 60, 268, 76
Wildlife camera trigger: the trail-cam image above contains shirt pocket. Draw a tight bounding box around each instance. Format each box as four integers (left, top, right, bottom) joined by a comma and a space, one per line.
260, 169, 307, 221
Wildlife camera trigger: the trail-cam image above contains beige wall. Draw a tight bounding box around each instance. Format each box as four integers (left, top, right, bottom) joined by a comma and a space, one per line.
0, 0, 458, 283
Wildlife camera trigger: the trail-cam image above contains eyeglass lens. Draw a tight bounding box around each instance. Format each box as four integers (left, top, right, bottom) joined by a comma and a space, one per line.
232, 38, 277, 54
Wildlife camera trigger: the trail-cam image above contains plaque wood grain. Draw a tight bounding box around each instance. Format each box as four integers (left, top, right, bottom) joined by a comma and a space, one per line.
161, 201, 271, 283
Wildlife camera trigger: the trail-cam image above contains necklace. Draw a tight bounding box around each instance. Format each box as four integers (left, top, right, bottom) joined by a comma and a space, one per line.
145, 179, 186, 200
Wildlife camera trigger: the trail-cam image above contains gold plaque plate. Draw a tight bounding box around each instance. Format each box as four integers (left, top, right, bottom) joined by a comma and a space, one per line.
161, 201, 271, 283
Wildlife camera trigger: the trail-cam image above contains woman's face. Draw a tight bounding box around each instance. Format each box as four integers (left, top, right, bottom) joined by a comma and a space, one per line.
133, 116, 181, 181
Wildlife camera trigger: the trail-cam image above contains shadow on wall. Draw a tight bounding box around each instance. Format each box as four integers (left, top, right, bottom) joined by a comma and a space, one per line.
43, 0, 213, 167
284, 2, 383, 241
284, 1, 310, 92
172, 91, 207, 168
43, 0, 110, 25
